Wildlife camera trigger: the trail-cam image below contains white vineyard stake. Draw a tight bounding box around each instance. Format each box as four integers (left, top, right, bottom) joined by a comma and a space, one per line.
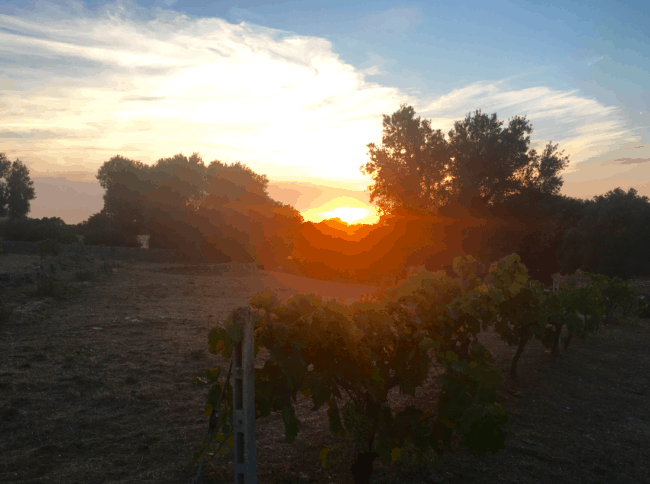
232, 306, 257, 484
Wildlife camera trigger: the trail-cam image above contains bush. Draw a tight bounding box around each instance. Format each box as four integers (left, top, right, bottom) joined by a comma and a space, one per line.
37, 239, 62, 259
34, 276, 65, 299
0, 217, 77, 243
83, 227, 139, 247
77, 211, 140, 247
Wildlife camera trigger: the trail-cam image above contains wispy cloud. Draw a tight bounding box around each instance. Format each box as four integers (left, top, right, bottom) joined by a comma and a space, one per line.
420, 79, 632, 170
0, 0, 641, 198
586, 55, 604, 66
0, 2, 411, 179
601, 157, 650, 165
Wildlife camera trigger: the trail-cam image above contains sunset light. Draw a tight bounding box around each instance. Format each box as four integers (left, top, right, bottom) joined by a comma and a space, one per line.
299, 196, 380, 225
2, 2, 649, 483
321, 207, 368, 224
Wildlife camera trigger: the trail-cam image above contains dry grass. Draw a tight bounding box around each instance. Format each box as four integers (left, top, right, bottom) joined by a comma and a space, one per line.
1, 255, 649, 484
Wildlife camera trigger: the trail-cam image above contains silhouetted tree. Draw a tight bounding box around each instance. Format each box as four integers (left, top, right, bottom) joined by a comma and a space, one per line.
447, 110, 569, 208
77, 210, 140, 247
361, 106, 570, 216
0, 153, 36, 218
96, 155, 153, 238
0, 152, 10, 217
91, 151, 300, 264
361, 105, 450, 216
558, 187, 650, 280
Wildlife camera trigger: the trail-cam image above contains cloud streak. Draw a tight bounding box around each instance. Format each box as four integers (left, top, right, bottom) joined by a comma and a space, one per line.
0, 0, 642, 204
0, 2, 411, 180
419, 79, 632, 170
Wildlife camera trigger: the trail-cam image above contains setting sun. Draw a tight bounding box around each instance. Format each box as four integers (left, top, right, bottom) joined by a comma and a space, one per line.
299, 196, 380, 225
321, 207, 367, 224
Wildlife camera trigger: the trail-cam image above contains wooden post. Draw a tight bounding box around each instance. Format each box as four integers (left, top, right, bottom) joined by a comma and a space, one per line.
232, 307, 257, 484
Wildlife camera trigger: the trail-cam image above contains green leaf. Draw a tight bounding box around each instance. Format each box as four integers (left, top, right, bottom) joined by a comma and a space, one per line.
225, 434, 234, 450
327, 400, 345, 438
319, 448, 330, 468
205, 367, 222, 383
419, 337, 435, 351
227, 323, 243, 343
281, 405, 300, 444
371, 365, 384, 382
391, 447, 401, 462
445, 351, 458, 362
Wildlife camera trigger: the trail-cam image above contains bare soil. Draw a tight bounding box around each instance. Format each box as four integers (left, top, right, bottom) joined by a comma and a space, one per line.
0, 254, 648, 484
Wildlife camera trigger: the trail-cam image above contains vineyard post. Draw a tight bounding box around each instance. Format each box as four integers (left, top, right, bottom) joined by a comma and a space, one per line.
232, 306, 257, 483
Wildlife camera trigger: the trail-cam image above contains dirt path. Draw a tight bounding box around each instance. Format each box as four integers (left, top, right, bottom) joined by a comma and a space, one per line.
1, 257, 649, 484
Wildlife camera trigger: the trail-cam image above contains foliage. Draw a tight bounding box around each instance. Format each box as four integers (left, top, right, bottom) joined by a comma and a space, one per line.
558, 187, 650, 280
79, 211, 140, 247
0, 216, 78, 243
34, 276, 65, 299
193, 252, 647, 482
584, 273, 646, 322
491, 191, 589, 285
360, 105, 451, 216
90, 151, 300, 264
37, 238, 62, 259
483, 254, 548, 377
361, 106, 570, 218
195, 254, 541, 483
0, 153, 36, 218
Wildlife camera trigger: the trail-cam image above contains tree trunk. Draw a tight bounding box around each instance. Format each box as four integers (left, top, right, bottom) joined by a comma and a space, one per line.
562, 329, 574, 351
350, 451, 378, 484
510, 328, 531, 379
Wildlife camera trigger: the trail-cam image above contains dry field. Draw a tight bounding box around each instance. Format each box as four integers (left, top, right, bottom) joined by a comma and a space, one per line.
0, 253, 649, 484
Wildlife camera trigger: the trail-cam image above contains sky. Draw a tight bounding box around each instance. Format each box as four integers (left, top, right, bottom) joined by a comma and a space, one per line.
0, 0, 648, 224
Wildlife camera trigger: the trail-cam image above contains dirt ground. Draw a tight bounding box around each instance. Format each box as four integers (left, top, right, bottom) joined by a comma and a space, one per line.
0, 254, 649, 484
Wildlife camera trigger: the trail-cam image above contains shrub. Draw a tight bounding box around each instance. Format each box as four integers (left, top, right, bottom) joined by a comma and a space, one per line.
0, 217, 77, 243
37, 238, 62, 259
77, 211, 140, 247
83, 227, 139, 247
34, 276, 64, 299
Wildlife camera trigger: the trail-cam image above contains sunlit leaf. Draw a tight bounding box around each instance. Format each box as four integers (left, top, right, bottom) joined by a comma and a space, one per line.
319, 448, 330, 468
391, 447, 401, 462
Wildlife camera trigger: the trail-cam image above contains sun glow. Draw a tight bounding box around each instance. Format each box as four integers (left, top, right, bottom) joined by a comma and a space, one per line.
300, 196, 379, 225
321, 207, 368, 224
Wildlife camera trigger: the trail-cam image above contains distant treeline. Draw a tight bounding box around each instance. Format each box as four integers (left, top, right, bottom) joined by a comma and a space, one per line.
2, 105, 649, 284
73, 152, 303, 268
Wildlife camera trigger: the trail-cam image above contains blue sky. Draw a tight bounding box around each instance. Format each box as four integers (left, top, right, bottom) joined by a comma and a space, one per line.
0, 0, 648, 223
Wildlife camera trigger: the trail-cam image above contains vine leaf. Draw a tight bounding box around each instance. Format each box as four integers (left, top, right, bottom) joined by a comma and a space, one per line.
391, 447, 401, 462
319, 448, 330, 468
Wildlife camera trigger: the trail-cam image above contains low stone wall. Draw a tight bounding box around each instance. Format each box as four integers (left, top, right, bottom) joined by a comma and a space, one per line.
0, 241, 259, 287
0, 240, 178, 263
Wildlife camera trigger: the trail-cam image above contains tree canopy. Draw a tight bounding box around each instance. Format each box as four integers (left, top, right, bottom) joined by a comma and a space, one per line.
558, 187, 650, 280
88, 152, 301, 267
361, 105, 571, 217
0, 153, 36, 218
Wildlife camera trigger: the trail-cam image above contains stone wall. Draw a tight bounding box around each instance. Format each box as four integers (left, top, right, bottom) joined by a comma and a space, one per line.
0, 240, 178, 263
